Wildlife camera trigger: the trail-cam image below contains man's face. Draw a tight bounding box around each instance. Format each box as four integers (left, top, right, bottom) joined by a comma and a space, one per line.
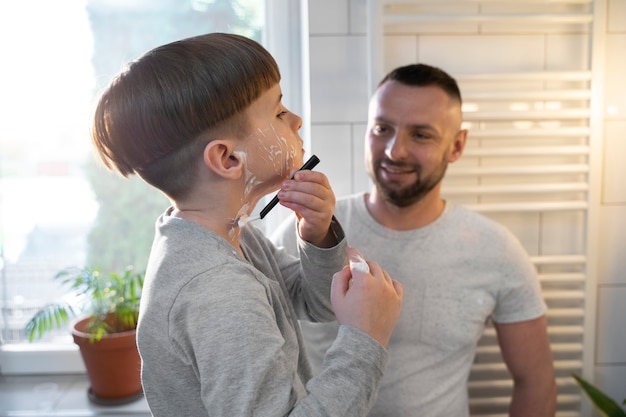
237, 83, 304, 201
365, 81, 463, 207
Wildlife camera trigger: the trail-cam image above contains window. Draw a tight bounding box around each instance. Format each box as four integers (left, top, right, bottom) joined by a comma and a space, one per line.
0, 0, 307, 374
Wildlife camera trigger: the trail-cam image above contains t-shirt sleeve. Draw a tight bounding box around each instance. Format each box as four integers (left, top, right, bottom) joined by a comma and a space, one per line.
492, 230, 547, 323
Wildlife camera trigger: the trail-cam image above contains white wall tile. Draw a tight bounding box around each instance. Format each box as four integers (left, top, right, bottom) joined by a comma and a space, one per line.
417, 35, 545, 75
351, 123, 370, 193
597, 205, 626, 285
309, 35, 369, 123
384, 35, 419, 74
309, 123, 371, 197
546, 34, 590, 71
604, 34, 626, 120
603, 121, 626, 203
308, 0, 349, 35
348, 0, 367, 34
608, 0, 626, 32
596, 286, 626, 363
310, 124, 353, 196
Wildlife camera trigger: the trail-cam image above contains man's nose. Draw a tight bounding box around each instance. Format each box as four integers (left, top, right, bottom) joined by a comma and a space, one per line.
385, 133, 409, 160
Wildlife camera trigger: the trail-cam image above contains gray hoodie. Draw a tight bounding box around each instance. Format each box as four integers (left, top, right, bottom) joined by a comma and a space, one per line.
137, 210, 388, 417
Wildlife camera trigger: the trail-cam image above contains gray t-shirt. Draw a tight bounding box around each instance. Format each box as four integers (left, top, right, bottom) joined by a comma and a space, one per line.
271, 193, 546, 417
137, 209, 388, 417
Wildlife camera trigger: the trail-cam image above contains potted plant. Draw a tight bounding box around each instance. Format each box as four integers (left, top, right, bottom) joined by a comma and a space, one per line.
573, 373, 626, 417
25, 265, 144, 405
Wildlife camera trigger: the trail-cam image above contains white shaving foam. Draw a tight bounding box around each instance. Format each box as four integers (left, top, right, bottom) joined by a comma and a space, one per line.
349, 254, 370, 274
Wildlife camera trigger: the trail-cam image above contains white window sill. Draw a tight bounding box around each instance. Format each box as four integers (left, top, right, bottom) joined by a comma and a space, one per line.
0, 373, 150, 416
0, 344, 85, 375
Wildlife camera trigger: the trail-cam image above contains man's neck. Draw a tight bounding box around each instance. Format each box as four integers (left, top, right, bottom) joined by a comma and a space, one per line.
365, 189, 446, 231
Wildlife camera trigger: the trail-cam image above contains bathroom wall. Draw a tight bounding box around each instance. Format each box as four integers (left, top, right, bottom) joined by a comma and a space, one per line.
304, 0, 626, 413
594, 0, 626, 405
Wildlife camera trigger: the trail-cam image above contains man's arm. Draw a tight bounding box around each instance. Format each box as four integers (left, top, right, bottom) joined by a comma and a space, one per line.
494, 315, 557, 417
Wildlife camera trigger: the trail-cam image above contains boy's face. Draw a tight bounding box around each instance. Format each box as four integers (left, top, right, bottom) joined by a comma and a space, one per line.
236, 83, 304, 201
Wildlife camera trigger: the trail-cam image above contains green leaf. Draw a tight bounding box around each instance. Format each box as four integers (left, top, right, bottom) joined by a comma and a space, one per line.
24, 303, 74, 341
25, 265, 143, 342
573, 374, 626, 417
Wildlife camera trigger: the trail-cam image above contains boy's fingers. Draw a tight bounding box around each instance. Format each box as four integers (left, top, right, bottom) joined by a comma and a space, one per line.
331, 266, 351, 297
392, 279, 404, 297
382, 269, 394, 285
293, 169, 329, 186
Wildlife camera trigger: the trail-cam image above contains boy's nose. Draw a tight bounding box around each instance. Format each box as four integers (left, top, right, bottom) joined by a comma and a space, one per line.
291, 112, 303, 131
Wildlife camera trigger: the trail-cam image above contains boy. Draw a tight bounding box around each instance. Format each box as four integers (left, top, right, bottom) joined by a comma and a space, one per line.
90, 33, 403, 417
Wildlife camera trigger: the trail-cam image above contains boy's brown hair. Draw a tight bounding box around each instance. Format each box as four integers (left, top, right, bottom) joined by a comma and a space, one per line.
91, 33, 281, 200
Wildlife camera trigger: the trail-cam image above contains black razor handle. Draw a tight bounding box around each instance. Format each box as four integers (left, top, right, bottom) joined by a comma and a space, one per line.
259, 155, 321, 219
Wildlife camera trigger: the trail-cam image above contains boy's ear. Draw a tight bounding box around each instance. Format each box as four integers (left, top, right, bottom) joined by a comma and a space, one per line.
203, 140, 243, 180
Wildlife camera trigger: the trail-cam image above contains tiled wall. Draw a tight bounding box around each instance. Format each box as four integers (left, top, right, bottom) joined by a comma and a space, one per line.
306, 0, 625, 408
595, 0, 626, 403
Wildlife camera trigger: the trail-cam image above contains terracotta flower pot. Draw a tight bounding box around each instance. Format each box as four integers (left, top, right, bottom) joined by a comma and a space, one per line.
72, 317, 143, 404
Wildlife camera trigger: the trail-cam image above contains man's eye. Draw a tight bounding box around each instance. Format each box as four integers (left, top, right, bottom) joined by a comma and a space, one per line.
412, 132, 429, 140
372, 125, 387, 135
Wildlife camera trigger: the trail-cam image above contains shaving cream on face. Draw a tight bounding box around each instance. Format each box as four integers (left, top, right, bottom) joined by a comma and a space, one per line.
234, 202, 253, 226
232, 150, 261, 196
237, 214, 250, 228
229, 212, 259, 241
242, 122, 299, 195
228, 122, 300, 236
255, 123, 299, 179
236, 214, 260, 228
268, 123, 299, 175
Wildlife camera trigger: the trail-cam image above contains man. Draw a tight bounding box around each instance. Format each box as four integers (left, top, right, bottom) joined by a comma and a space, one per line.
271, 63, 557, 416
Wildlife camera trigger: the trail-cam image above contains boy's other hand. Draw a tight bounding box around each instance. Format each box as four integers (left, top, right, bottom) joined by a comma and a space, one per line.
330, 246, 403, 347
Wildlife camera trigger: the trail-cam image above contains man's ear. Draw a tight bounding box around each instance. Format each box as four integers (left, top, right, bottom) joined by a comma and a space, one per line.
203, 140, 243, 180
448, 129, 467, 163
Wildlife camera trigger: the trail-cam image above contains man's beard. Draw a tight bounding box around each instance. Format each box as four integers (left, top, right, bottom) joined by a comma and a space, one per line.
372, 157, 448, 207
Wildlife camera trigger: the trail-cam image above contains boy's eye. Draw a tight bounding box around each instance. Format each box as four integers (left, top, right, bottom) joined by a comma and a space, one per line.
277, 110, 289, 119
